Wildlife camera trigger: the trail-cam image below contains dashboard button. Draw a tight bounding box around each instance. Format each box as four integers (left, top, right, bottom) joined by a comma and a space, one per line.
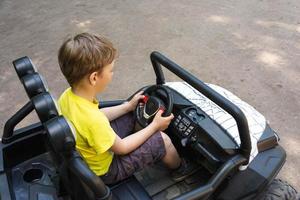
191, 134, 197, 142
178, 123, 187, 132
188, 126, 194, 130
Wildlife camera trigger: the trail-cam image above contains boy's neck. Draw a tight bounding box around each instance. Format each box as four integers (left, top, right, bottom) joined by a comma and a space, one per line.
71, 85, 97, 103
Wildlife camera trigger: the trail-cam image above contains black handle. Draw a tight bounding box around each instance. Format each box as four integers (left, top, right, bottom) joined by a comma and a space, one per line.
68, 152, 111, 199
2, 101, 34, 144
150, 51, 251, 164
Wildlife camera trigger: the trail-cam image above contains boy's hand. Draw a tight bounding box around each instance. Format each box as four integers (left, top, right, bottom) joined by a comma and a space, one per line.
151, 110, 174, 131
126, 90, 144, 112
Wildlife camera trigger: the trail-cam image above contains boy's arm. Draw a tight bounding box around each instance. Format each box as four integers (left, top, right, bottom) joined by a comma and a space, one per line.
100, 102, 131, 121
110, 122, 157, 155
100, 91, 144, 121
110, 110, 174, 155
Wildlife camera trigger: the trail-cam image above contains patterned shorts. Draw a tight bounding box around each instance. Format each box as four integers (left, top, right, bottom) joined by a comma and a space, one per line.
100, 112, 166, 184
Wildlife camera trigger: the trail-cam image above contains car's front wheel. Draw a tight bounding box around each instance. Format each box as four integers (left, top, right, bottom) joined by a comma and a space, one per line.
259, 179, 298, 200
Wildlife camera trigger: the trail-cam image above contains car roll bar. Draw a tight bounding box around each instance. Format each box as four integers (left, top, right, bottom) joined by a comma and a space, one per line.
150, 51, 251, 164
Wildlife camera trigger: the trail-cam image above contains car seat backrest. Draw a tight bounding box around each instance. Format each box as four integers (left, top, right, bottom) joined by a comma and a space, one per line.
2, 58, 55, 143
21, 73, 49, 99
44, 116, 111, 200
2, 92, 59, 144
13, 56, 48, 99
13, 56, 37, 80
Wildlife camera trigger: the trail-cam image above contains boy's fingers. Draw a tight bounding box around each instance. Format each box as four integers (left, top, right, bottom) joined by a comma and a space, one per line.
133, 91, 144, 99
168, 113, 174, 119
158, 112, 173, 119
136, 90, 144, 96
164, 113, 174, 120
156, 109, 163, 116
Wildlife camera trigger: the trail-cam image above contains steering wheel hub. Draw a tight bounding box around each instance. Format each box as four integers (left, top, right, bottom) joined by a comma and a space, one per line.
134, 85, 173, 128
143, 96, 165, 119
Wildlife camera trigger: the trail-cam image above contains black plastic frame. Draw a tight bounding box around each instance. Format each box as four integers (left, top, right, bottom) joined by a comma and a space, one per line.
44, 116, 111, 199
68, 153, 111, 200
2, 92, 58, 144
13, 56, 36, 80
2, 101, 34, 144
150, 51, 251, 164
21, 73, 48, 99
173, 155, 246, 200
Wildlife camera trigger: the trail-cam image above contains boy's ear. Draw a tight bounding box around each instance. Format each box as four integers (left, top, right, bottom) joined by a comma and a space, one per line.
89, 72, 99, 86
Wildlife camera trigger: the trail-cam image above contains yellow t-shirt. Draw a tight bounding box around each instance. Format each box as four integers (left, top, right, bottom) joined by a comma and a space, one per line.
58, 88, 116, 176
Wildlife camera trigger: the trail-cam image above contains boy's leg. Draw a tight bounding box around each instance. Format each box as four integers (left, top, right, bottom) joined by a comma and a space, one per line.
160, 132, 181, 169
100, 130, 198, 184
110, 112, 135, 138
160, 133, 200, 182
100, 131, 167, 184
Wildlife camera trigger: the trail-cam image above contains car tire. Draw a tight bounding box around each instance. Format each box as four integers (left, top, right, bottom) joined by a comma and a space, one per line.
259, 179, 298, 200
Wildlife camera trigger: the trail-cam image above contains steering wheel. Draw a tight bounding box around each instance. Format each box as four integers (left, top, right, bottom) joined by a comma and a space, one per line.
135, 85, 173, 128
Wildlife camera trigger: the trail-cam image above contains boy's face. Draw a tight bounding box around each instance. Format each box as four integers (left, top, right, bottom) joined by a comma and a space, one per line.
93, 60, 115, 93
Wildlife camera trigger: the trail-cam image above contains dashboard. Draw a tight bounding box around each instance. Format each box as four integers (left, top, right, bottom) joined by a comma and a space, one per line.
160, 87, 240, 171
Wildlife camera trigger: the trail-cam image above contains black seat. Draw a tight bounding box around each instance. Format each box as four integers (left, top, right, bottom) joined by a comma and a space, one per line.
44, 116, 151, 200
44, 116, 110, 200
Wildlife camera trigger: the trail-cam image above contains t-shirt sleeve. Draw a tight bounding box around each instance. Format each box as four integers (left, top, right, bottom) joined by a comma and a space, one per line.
86, 118, 116, 155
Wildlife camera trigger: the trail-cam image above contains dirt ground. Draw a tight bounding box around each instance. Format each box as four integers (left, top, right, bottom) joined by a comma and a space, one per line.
0, 0, 299, 192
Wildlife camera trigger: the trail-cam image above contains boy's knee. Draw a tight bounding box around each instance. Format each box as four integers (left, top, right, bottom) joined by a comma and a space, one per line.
160, 132, 172, 148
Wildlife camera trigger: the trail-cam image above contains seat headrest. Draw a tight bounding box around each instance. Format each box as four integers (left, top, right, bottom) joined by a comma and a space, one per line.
44, 116, 76, 154
21, 73, 49, 99
32, 92, 59, 123
13, 56, 37, 80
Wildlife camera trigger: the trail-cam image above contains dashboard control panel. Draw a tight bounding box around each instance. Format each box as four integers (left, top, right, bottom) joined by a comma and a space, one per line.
173, 112, 199, 138
173, 107, 207, 138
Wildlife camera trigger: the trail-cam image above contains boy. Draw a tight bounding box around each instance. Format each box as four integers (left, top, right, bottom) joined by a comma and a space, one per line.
58, 32, 196, 184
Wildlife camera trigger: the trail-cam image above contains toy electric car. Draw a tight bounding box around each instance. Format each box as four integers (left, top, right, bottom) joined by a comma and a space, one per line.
0, 52, 298, 200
